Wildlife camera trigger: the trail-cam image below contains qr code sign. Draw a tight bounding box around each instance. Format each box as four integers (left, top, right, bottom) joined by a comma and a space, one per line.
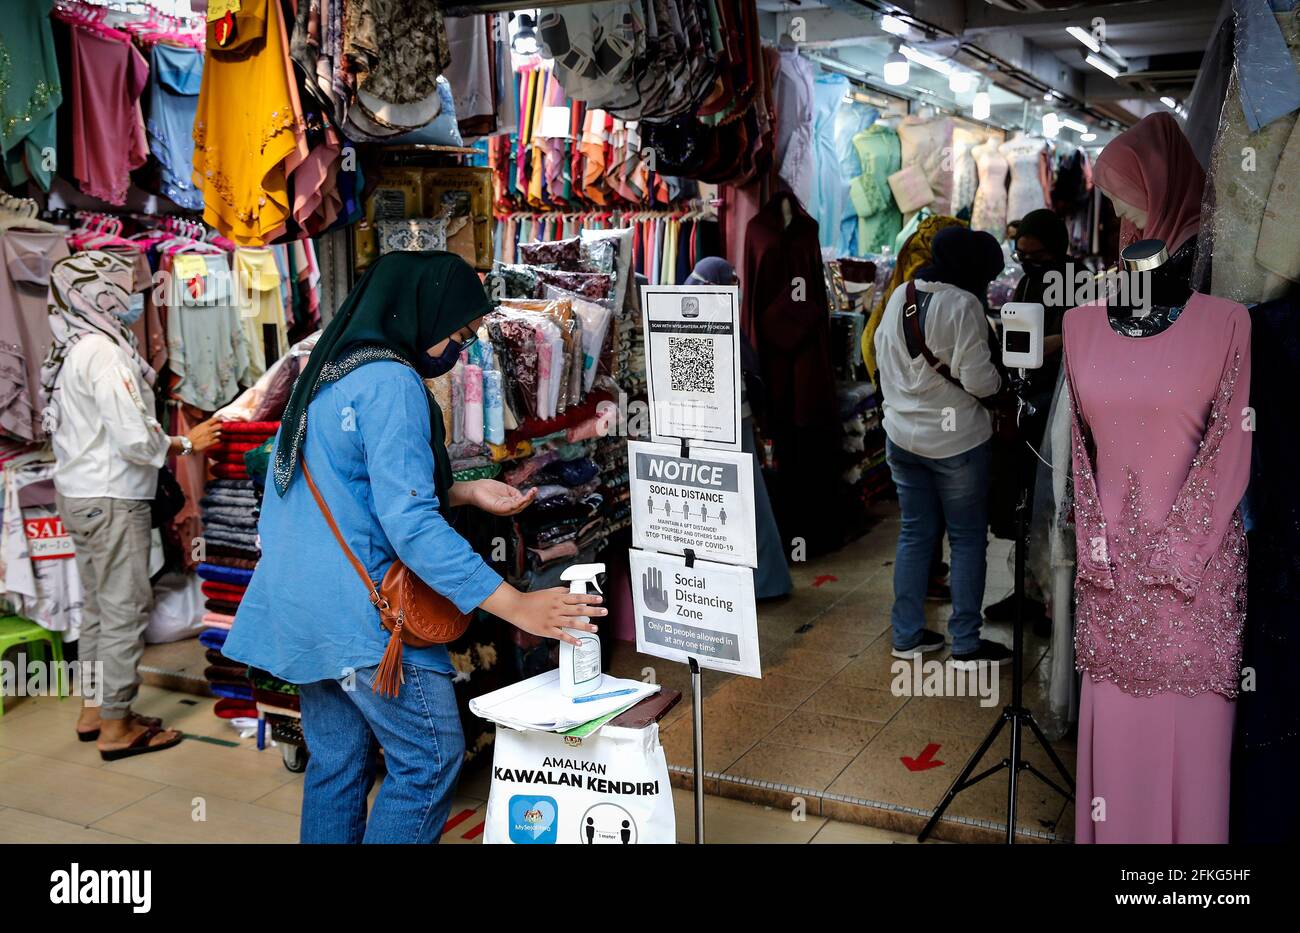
668, 336, 715, 393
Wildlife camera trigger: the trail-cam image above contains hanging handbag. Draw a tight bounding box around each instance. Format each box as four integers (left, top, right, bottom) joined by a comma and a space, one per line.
301, 459, 470, 698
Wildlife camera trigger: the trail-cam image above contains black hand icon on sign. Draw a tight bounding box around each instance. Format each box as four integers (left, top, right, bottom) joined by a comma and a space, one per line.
642, 566, 670, 614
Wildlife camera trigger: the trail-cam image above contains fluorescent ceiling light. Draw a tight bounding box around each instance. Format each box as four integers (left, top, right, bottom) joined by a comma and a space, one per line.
900, 44, 955, 78
1059, 116, 1089, 133
1066, 25, 1101, 54
881, 14, 910, 37
949, 70, 974, 94
1080, 131, 1097, 142
1042, 112, 1060, 138
1161, 96, 1177, 108
1085, 53, 1120, 79
972, 84, 991, 120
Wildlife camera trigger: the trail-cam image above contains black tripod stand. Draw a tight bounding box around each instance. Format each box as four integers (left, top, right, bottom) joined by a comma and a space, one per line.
917, 374, 1075, 844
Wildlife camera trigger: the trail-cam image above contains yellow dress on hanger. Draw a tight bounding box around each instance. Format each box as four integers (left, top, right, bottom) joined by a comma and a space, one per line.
192, 0, 304, 245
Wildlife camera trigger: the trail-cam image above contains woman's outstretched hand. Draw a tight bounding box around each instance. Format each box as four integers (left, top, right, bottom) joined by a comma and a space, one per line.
482, 584, 607, 645
458, 479, 538, 516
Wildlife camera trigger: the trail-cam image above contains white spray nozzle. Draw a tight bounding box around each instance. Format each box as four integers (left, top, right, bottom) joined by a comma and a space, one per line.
561, 562, 605, 594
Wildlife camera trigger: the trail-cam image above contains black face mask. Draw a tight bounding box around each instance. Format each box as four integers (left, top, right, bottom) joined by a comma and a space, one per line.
416, 338, 464, 378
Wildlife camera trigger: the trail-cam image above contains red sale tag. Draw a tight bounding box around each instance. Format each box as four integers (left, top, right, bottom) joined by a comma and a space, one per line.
25, 516, 75, 560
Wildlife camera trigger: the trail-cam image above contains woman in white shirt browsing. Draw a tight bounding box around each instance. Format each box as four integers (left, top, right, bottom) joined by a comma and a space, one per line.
41, 252, 221, 760
873, 226, 1010, 669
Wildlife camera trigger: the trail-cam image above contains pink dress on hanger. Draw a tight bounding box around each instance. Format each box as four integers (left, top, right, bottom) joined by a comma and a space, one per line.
1065, 295, 1251, 844
68, 26, 150, 205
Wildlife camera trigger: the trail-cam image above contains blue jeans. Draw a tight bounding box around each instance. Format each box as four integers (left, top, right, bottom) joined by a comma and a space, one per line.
885, 437, 991, 655
298, 663, 465, 844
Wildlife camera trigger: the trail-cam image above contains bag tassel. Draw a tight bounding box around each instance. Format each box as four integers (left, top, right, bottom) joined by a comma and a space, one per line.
373, 619, 406, 697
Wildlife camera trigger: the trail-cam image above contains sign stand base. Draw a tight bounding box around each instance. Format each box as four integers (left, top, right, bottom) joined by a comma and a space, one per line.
689, 655, 705, 844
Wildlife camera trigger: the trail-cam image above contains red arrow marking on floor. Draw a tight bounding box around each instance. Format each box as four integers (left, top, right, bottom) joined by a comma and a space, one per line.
812, 574, 838, 587
462, 820, 485, 840
901, 743, 944, 772
442, 808, 476, 834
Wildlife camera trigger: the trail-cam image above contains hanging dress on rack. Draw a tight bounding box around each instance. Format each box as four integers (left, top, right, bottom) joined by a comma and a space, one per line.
848, 122, 902, 255
1, 0, 62, 191
1000, 135, 1050, 226
970, 139, 1008, 235
897, 115, 954, 218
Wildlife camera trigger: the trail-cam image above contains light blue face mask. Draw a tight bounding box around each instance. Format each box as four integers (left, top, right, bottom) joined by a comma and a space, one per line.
117, 292, 145, 327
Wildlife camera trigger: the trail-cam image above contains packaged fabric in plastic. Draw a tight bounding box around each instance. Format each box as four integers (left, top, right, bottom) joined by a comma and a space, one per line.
542, 285, 613, 393
463, 360, 484, 445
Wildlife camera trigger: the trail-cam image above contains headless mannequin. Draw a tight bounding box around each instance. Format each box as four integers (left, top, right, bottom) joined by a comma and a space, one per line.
1108, 238, 1192, 338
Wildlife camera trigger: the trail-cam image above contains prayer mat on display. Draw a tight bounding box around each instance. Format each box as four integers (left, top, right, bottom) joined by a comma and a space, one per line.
199, 628, 229, 651
214, 697, 258, 719
203, 555, 259, 570
200, 492, 260, 508
205, 543, 261, 561
209, 683, 253, 700
196, 563, 254, 586
208, 479, 258, 492
204, 664, 249, 685
200, 580, 246, 599
217, 421, 281, 436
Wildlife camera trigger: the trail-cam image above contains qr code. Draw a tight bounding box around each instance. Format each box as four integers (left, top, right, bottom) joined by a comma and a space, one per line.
669, 336, 715, 393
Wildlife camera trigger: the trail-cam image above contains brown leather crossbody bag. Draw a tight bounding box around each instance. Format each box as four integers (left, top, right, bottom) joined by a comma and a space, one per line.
301, 459, 470, 698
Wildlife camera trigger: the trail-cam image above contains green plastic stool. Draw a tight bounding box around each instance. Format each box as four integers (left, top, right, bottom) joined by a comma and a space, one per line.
0, 615, 67, 718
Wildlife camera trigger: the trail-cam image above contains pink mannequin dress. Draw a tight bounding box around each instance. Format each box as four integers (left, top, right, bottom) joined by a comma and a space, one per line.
1064, 294, 1251, 843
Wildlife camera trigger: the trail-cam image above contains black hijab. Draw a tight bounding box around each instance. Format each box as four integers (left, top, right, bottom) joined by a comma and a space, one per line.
915, 226, 1005, 309
273, 251, 491, 500
1013, 208, 1070, 307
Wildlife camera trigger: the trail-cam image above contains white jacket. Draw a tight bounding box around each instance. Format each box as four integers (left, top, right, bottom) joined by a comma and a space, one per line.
874, 280, 1002, 459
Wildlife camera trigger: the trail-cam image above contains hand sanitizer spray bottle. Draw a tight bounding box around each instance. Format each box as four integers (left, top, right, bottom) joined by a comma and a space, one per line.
558, 563, 605, 698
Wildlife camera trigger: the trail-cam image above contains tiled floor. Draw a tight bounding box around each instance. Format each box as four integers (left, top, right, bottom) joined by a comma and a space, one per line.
0, 499, 1073, 844
608, 500, 1077, 843
0, 684, 920, 844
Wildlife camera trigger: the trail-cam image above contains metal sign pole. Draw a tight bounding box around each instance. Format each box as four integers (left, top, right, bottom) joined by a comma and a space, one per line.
689, 655, 704, 844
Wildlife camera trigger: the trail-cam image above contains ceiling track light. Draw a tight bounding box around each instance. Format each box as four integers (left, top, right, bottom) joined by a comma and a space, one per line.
884, 41, 910, 86
512, 11, 539, 56
972, 80, 991, 120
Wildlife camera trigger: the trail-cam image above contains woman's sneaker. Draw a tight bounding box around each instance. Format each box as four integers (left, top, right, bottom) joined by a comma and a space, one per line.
950, 640, 1014, 669
891, 630, 946, 658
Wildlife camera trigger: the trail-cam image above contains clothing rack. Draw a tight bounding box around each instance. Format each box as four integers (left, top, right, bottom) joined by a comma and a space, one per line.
493, 202, 722, 284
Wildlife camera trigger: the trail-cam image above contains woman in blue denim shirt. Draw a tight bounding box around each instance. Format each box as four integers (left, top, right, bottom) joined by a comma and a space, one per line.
223, 252, 605, 843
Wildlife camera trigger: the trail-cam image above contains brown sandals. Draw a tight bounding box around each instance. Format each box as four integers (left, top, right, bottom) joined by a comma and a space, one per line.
76, 713, 163, 742
99, 725, 184, 762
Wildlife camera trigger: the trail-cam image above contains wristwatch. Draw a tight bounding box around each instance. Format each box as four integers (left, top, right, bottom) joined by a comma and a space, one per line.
179, 435, 194, 456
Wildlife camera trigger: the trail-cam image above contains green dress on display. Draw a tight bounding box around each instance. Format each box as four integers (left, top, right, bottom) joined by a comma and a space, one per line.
1, 0, 62, 191
848, 122, 902, 255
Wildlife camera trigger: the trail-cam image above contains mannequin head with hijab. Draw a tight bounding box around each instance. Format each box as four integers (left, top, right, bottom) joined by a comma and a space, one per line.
1093, 112, 1204, 252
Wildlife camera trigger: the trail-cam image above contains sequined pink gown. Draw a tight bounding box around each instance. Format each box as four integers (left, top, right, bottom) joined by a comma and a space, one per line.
1063, 295, 1251, 843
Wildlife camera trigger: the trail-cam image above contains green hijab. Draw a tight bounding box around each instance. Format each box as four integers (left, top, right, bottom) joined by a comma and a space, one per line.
273, 251, 491, 500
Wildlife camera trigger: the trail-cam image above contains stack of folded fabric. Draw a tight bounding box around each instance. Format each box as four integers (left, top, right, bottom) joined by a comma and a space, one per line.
199, 628, 258, 719
194, 421, 280, 708
206, 421, 280, 481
